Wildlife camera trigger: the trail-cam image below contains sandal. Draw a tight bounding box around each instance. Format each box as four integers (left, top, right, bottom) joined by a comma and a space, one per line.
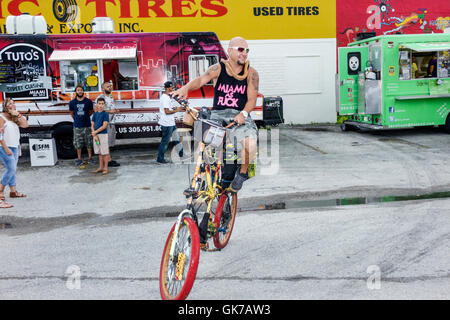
10, 191, 26, 198
0, 194, 4, 201
0, 200, 13, 208
93, 168, 103, 174
102, 170, 108, 175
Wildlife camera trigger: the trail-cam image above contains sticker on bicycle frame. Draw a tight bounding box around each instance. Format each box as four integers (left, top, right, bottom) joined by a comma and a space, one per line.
176, 252, 187, 281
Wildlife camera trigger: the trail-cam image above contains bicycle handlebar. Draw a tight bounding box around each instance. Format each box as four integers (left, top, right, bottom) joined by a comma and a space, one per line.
171, 94, 188, 107
171, 94, 243, 129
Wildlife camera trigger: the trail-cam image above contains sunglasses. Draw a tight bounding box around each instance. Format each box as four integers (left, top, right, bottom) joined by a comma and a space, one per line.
231, 46, 250, 54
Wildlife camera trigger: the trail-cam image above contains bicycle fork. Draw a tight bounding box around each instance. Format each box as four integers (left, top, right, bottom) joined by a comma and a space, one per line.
168, 209, 195, 263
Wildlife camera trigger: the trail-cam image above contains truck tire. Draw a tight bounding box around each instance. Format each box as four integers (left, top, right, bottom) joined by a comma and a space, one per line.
444, 114, 450, 134
53, 124, 76, 159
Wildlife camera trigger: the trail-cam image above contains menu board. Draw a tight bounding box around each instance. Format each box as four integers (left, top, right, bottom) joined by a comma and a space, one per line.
0, 61, 15, 84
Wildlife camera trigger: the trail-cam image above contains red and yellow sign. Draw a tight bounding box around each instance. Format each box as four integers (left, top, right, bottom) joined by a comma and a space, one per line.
0, 0, 336, 39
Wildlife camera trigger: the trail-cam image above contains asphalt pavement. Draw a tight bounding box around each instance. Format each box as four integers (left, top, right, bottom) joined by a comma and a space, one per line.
2, 124, 450, 220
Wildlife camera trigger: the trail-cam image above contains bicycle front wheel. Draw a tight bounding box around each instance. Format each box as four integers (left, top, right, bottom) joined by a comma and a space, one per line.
159, 217, 200, 300
213, 192, 238, 249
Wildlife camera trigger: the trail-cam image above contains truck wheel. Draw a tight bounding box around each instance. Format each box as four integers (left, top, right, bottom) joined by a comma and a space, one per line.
444, 114, 450, 134
53, 124, 76, 159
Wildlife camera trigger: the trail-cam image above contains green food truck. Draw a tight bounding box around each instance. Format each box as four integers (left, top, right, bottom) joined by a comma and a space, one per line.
337, 32, 450, 131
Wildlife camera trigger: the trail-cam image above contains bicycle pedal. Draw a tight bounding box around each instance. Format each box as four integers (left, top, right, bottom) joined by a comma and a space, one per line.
200, 242, 209, 251
207, 221, 217, 237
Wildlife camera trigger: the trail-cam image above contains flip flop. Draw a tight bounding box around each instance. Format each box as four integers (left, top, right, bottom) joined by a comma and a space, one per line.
93, 168, 103, 174
0, 200, 13, 208
102, 170, 108, 175
10, 191, 26, 198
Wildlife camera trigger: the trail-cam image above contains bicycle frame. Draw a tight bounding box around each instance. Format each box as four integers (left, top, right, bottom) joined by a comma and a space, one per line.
169, 140, 226, 260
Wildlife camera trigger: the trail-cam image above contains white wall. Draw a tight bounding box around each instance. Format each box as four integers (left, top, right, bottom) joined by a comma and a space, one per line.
222, 39, 337, 124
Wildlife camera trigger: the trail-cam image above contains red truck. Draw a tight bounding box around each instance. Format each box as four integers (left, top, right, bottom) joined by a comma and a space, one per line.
0, 16, 280, 159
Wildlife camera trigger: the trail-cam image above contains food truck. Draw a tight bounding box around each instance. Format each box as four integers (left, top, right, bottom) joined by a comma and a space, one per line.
0, 15, 278, 159
337, 32, 450, 131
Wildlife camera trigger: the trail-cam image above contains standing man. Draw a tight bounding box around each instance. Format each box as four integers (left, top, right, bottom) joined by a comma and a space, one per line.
157, 81, 184, 164
69, 85, 94, 167
427, 53, 438, 78
172, 36, 258, 192
95, 82, 120, 167
103, 60, 128, 90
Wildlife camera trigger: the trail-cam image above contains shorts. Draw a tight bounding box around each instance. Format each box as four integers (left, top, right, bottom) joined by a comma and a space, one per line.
93, 134, 109, 155
108, 114, 116, 147
73, 127, 93, 149
210, 109, 258, 152
108, 123, 116, 147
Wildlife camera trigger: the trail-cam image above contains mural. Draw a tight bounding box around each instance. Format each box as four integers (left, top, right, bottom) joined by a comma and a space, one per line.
337, 0, 449, 46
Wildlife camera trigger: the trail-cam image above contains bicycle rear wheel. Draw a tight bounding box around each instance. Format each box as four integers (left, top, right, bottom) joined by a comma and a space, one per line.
159, 217, 200, 300
213, 192, 238, 249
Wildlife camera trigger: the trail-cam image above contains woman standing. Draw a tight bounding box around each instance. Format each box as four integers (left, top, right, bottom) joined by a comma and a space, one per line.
0, 98, 28, 208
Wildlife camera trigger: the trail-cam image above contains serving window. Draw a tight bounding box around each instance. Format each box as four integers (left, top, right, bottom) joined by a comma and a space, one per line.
399, 47, 450, 80
59, 58, 139, 92
60, 60, 100, 92
101, 58, 138, 91
50, 43, 139, 92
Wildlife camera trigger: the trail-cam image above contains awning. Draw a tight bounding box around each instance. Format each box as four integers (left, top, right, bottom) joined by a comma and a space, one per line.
49, 43, 137, 61
399, 42, 450, 52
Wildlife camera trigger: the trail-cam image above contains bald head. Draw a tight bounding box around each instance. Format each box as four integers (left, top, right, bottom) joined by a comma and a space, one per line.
227, 36, 249, 66
229, 36, 247, 48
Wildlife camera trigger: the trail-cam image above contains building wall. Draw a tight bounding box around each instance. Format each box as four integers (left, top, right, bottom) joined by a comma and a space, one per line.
0, 0, 337, 124
221, 39, 337, 124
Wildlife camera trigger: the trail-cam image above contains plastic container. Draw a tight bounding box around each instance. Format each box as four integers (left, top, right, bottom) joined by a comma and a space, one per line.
6, 14, 47, 35
92, 17, 115, 34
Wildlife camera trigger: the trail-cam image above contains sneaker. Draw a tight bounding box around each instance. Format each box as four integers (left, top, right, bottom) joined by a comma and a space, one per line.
157, 159, 169, 164
108, 160, 120, 167
87, 158, 96, 165
75, 159, 83, 167
230, 172, 248, 192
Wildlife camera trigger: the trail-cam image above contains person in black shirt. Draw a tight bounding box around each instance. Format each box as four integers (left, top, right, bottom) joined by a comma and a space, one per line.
173, 36, 259, 192
427, 54, 438, 78
69, 86, 94, 167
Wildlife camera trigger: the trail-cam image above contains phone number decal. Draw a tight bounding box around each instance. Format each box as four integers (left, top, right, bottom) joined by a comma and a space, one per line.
118, 125, 161, 134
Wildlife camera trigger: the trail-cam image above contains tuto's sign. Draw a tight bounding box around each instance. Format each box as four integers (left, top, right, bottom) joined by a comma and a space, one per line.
0, 0, 335, 40
0, 43, 51, 99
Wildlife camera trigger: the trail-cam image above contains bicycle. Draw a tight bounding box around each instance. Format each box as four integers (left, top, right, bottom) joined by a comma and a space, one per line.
159, 99, 239, 300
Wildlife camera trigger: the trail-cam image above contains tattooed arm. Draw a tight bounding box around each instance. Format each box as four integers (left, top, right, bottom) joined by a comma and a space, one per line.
172, 63, 221, 100
245, 67, 259, 113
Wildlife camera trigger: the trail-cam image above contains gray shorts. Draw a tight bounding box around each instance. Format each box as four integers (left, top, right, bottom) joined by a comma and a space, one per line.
108, 114, 116, 147
210, 109, 258, 152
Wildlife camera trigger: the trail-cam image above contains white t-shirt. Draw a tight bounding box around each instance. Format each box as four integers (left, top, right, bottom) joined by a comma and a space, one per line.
95, 94, 115, 111
158, 93, 177, 127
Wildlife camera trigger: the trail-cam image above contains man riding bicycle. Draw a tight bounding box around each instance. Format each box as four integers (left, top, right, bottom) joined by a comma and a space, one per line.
172, 36, 259, 192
